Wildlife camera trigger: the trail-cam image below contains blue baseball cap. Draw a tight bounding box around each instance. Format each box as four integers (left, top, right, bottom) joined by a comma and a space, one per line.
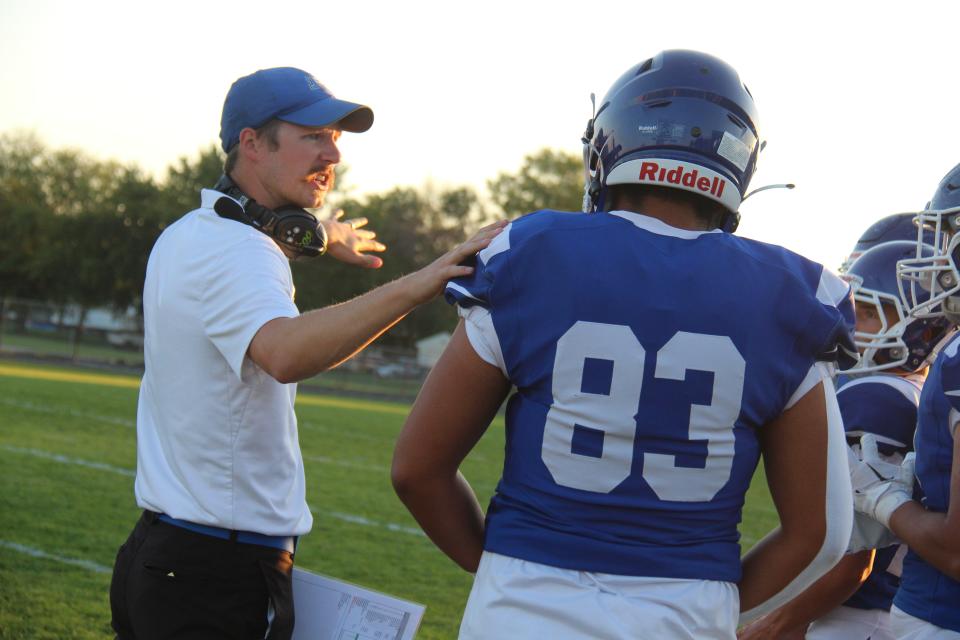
219, 67, 374, 152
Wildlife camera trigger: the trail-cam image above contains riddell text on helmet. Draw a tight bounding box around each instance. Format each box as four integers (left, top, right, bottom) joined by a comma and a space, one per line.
638, 161, 726, 199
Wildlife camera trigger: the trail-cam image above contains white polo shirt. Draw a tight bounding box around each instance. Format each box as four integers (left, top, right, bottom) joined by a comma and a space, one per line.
134, 189, 311, 536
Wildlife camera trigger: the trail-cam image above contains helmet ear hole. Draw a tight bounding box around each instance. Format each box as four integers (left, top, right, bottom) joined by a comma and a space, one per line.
588, 150, 600, 172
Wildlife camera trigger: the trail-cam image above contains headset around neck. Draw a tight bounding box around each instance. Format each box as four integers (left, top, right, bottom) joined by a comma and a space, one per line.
212, 174, 327, 259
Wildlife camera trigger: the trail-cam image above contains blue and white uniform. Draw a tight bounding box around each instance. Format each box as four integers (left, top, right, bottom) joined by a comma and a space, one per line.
841, 375, 920, 610
445, 209, 854, 637
806, 374, 921, 640
892, 334, 960, 635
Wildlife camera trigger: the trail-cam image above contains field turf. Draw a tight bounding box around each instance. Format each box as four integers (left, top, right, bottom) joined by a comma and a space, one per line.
0, 360, 780, 639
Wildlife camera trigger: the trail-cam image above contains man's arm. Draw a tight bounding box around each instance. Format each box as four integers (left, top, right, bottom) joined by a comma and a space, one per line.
392, 321, 512, 572
885, 433, 960, 580
249, 221, 505, 383
739, 370, 852, 623
737, 549, 874, 638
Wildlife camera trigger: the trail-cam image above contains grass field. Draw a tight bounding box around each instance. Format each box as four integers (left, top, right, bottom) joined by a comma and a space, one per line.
0, 329, 425, 402
0, 359, 780, 639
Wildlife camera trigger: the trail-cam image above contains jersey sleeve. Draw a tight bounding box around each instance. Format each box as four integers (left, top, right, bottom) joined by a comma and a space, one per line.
199, 237, 299, 380
445, 223, 514, 372
938, 337, 960, 413
444, 222, 513, 310
837, 379, 918, 454
800, 267, 858, 371
458, 305, 508, 375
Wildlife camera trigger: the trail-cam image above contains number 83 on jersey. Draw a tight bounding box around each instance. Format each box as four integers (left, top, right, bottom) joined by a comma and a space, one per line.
541, 321, 745, 501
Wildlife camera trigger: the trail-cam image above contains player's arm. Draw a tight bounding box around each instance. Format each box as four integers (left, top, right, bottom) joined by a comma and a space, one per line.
391, 321, 511, 572
249, 221, 505, 383
738, 368, 852, 624
885, 432, 960, 580
737, 550, 873, 638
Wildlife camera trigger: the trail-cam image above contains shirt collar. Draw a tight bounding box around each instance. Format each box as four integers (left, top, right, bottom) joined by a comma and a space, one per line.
608, 210, 723, 239
199, 188, 239, 210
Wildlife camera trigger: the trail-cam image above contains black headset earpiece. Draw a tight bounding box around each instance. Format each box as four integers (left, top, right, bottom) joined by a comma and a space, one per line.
211, 174, 327, 259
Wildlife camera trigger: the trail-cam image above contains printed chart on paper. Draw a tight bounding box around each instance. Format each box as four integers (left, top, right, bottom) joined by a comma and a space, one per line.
291, 567, 425, 640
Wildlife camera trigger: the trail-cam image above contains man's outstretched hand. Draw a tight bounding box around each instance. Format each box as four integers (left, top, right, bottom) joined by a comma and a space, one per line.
321, 209, 386, 268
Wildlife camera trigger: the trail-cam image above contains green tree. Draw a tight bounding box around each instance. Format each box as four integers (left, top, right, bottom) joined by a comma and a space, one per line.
0, 134, 54, 341
0, 133, 55, 302
487, 148, 583, 217
292, 184, 489, 347
0, 133, 176, 356
160, 144, 225, 216
0, 136, 591, 353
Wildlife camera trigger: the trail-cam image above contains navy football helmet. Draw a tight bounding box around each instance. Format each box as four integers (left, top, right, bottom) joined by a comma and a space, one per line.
846, 241, 952, 373
581, 50, 761, 232
898, 163, 960, 324
839, 213, 935, 274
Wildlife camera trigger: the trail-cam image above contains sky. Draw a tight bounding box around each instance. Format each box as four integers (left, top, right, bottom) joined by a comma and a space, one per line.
2, 0, 959, 269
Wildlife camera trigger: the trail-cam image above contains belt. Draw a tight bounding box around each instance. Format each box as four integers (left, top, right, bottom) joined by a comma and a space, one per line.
156, 513, 297, 553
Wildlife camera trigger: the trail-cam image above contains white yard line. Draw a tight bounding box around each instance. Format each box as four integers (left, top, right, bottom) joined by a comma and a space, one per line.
0, 446, 765, 576
0, 445, 427, 538
1, 445, 136, 477
0, 397, 135, 428
321, 511, 425, 537
0, 540, 112, 574
303, 454, 389, 473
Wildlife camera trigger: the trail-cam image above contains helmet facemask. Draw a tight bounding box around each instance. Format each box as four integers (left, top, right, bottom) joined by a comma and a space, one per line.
898, 209, 960, 321
847, 273, 912, 373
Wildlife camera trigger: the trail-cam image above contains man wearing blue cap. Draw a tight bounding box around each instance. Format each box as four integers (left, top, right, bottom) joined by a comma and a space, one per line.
109, 67, 504, 640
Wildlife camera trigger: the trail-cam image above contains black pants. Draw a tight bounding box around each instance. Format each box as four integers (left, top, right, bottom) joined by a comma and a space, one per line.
110, 511, 294, 640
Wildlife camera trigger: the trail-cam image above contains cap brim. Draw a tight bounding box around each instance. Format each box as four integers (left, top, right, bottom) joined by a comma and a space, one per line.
279, 97, 374, 133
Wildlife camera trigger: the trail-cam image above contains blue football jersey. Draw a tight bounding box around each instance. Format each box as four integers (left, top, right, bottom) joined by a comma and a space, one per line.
445, 209, 855, 582
894, 333, 960, 632
836, 374, 920, 612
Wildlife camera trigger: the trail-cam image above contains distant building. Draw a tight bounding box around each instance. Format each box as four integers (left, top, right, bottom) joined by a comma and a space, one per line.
27, 304, 143, 349
416, 332, 451, 368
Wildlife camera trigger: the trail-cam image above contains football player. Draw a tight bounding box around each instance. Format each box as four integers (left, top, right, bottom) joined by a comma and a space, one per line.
738, 240, 951, 640
854, 164, 960, 638
392, 50, 856, 639
838, 213, 935, 274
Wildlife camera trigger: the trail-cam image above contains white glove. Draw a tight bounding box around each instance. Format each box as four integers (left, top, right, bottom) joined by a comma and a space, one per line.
847, 511, 900, 553
846, 442, 902, 551
850, 434, 915, 528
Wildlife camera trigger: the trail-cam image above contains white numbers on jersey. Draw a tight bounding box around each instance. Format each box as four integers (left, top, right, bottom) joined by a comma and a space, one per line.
541, 321, 745, 501
541, 323, 643, 493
